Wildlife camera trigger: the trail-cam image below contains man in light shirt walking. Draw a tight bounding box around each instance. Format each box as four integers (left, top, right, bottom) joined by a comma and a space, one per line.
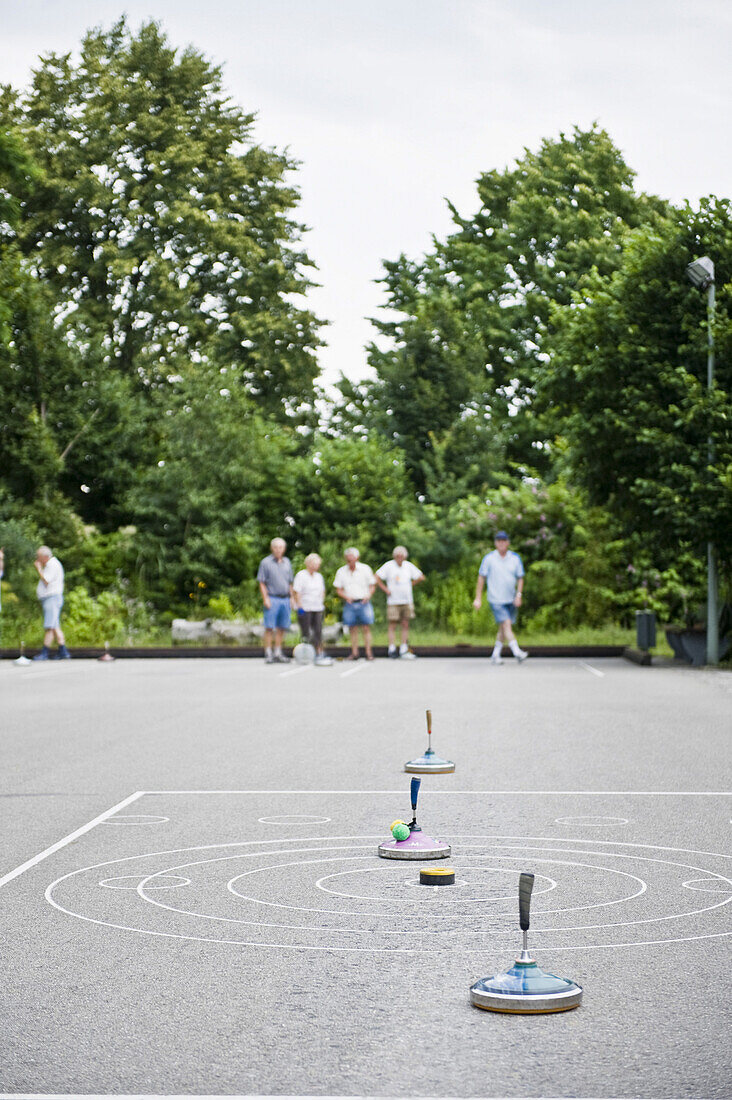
375, 545, 425, 659
33, 546, 71, 660
333, 547, 376, 661
473, 531, 528, 664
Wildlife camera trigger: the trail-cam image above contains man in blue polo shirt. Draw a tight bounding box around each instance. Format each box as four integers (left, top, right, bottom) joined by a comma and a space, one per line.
473, 531, 529, 665
257, 537, 294, 664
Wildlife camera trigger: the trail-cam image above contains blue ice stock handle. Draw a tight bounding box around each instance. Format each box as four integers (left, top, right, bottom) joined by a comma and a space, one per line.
410, 776, 421, 813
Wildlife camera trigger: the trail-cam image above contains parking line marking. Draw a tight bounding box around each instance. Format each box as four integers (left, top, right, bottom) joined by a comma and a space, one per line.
579, 661, 605, 678
340, 662, 368, 678
5, 790, 727, 887
278, 664, 312, 678
0, 791, 145, 890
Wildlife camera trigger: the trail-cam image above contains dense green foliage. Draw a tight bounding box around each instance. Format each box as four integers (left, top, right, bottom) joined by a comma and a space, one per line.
548, 200, 732, 552
336, 125, 730, 635
0, 18, 322, 528
0, 24, 729, 647
338, 126, 669, 494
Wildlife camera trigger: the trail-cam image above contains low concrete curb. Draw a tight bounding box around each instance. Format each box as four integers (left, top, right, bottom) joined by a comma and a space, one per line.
1, 644, 626, 660
623, 646, 653, 666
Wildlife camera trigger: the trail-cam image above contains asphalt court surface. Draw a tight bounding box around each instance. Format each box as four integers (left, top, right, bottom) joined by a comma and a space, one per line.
40, 791, 732, 955
1, 656, 730, 1098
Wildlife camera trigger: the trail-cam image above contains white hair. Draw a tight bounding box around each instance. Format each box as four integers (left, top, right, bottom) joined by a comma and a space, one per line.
344, 547, 360, 559
305, 553, 321, 569
393, 545, 408, 557
37, 545, 53, 558
270, 537, 287, 549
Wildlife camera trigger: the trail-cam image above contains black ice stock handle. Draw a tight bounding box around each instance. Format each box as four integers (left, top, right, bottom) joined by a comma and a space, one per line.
518, 872, 535, 931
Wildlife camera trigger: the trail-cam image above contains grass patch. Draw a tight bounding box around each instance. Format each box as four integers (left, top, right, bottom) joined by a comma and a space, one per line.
0, 594, 675, 657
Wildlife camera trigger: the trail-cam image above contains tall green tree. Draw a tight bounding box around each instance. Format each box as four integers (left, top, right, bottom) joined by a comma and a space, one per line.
0, 124, 86, 534
547, 199, 732, 566
346, 126, 667, 492
124, 370, 300, 609
291, 435, 414, 563
1, 18, 323, 524
0, 123, 38, 358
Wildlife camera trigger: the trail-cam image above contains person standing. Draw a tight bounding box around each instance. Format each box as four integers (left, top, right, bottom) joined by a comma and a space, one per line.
375, 545, 425, 659
33, 546, 71, 660
293, 553, 333, 667
257, 537, 294, 664
0, 546, 4, 639
473, 531, 528, 664
333, 547, 376, 661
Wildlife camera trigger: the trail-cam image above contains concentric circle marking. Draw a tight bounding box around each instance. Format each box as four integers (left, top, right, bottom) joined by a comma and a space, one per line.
45, 833, 732, 954
316, 865, 557, 904
101, 814, 170, 826
555, 816, 629, 827
683, 877, 732, 893
100, 874, 190, 891
407, 877, 467, 890
217, 853, 645, 923
258, 815, 332, 825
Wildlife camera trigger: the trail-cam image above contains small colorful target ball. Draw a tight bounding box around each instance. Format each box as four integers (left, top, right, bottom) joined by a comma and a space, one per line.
390, 819, 407, 832
391, 822, 410, 841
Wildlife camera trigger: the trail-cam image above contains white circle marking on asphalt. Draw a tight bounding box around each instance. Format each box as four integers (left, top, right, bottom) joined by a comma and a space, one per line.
258, 815, 332, 825
45, 833, 732, 953
555, 816, 629, 826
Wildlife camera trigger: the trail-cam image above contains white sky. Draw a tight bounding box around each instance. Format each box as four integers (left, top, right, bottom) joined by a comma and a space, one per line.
1, 0, 730, 385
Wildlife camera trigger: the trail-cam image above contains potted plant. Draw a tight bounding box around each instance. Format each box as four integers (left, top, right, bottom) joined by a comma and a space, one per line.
665, 601, 731, 666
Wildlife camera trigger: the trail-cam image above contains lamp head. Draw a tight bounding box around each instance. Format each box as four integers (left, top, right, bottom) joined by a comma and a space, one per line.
686, 256, 715, 291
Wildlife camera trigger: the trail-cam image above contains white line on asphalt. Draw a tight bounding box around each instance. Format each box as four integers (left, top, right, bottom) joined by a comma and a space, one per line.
9, 667, 72, 680
0, 790, 145, 890
278, 664, 312, 678
340, 662, 368, 678
140, 789, 731, 796
43, 834, 732, 954
579, 661, 605, 677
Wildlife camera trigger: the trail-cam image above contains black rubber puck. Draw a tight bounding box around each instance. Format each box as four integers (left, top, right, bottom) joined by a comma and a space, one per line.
419, 867, 455, 886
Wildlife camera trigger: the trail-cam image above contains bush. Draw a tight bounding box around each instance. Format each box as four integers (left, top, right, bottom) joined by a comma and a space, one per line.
0, 581, 37, 646
391, 478, 713, 634
61, 587, 127, 645
206, 593, 236, 620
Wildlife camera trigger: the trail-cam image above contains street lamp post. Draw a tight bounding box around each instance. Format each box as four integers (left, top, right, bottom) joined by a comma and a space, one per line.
685, 256, 718, 666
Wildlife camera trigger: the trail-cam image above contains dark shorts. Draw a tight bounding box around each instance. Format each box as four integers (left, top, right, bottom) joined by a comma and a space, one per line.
300, 610, 323, 648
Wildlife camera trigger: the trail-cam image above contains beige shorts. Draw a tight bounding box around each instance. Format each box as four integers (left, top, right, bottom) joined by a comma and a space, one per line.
386, 603, 415, 623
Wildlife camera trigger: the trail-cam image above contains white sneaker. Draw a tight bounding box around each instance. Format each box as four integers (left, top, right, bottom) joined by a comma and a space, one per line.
516, 649, 529, 663
400, 650, 417, 660
490, 654, 503, 665
314, 654, 333, 667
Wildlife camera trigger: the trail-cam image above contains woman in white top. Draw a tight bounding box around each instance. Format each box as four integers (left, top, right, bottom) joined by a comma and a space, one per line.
292, 553, 332, 666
